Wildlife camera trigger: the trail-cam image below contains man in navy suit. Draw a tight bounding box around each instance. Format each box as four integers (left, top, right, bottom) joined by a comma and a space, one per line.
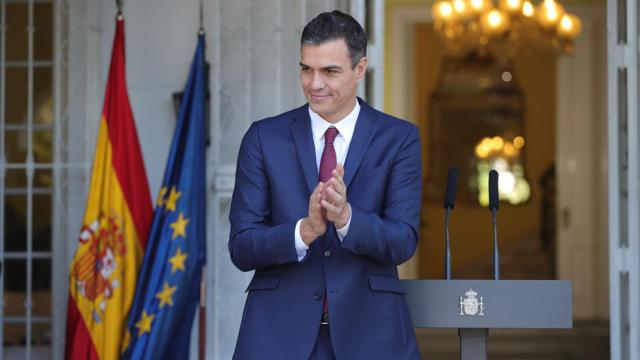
229, 10, 422, 359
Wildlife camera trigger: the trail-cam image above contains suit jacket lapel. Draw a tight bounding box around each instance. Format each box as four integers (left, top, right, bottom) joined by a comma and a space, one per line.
289, 105, 318, 195
289, 99, 378, 194
343, 98, 378, 188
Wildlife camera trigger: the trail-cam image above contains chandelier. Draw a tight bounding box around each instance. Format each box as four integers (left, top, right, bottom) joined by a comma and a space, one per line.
431, 0, 582, 60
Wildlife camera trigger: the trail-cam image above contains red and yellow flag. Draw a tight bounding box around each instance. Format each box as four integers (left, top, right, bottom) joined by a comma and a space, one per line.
65, 15, 152, 360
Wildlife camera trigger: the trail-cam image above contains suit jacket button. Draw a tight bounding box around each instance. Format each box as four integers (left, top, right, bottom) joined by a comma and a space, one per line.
324, 250, 331, 257
314, 292, 323, 301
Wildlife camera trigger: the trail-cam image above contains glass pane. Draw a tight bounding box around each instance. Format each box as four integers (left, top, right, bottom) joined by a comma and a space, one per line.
33, 192, 51, 250
35, 169, 53, 189
34, 3, 53, 61
3, 326, 52, 352
33, 291, 51, 318
3, 323, 26, 347
34, 67, 54, 127
5, 4, 28, 61
33, 129, 53, 163
32, 259, 51, 317
4, 63, 53, 128
4, 259, 27, 316
5, 70, 53, 162
5, 130, 28, 163
4, 3, 52, 61
5, 68, 28, 124
6, 169, 27, 189
4, 166, 52, 188
5, 195, 27, 252
33, 68, 54, 165
33, 323, 52, 346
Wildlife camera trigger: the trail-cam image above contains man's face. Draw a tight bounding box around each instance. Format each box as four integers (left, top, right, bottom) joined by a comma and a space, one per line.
300, 39, 367, 123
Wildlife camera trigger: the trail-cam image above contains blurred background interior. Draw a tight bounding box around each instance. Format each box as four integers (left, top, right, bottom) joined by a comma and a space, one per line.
388, 1, 607, 358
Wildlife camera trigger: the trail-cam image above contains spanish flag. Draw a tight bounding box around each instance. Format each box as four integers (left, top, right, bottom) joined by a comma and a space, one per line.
65, 14, 152, 360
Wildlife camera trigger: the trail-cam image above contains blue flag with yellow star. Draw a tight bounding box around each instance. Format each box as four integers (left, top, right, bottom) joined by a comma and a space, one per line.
122, 33, 207, 359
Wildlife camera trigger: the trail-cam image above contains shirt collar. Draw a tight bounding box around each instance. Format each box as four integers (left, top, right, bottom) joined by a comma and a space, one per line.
309, 98, 360, 144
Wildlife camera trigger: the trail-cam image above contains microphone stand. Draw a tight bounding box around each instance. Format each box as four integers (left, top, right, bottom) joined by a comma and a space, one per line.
443, 167, 458, 280
491, 207, 499, 280
445, 207, 452, 280
489, 169, 500, 281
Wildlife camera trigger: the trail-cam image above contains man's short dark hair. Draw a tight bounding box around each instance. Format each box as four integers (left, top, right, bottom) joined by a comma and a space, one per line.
301, 10, 367, 68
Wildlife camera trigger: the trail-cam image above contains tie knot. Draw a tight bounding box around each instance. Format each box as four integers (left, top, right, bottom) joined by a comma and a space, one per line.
324, 127, 339, 145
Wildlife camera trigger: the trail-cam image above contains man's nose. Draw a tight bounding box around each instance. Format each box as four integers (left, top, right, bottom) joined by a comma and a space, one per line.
310, 72, 325, 90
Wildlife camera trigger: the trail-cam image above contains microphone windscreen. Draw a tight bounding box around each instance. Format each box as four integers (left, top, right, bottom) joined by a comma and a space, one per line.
444, 168, 459, 209
489, 170, 499, 210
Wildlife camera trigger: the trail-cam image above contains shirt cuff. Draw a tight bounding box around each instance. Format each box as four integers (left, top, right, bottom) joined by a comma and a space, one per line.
335, 208, 352, 241
294, 219, 309, 261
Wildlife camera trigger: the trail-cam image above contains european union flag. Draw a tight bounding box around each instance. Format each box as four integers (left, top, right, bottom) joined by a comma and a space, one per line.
122, 33, 207, 359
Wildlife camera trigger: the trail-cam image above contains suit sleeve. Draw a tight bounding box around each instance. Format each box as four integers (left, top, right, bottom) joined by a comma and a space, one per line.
228, 123, 300, 272
339, 125, 422, 265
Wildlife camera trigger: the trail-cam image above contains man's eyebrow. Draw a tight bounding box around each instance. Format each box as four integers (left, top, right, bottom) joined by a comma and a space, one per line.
298, 63, 342, 71
322, 65, 342, 71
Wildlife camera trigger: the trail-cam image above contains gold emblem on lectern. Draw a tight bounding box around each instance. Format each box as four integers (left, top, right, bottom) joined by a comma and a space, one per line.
459, 288, 485, 316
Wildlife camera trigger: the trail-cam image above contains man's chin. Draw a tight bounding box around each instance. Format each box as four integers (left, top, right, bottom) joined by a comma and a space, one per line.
309, 103, 333, 116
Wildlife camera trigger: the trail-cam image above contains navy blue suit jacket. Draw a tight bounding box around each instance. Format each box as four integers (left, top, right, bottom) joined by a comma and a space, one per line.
229, 99, 422, 359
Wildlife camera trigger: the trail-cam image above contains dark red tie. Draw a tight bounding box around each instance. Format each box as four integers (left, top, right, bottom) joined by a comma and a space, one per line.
319, 127, 338, 316
319, 127, 338, 182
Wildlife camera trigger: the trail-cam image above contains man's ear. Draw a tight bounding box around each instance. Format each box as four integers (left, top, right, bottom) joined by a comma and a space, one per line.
355, 57, 368, 80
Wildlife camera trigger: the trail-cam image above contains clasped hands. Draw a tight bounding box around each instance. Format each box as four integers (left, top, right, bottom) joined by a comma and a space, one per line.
300, 164, 351, 246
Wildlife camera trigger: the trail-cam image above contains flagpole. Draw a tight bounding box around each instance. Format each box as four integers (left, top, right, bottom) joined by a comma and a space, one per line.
197, 1, 206, 358
199, 266, 206, 360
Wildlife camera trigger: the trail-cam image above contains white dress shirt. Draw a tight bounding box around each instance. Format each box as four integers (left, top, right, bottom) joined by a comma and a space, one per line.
294, 99, 360, 261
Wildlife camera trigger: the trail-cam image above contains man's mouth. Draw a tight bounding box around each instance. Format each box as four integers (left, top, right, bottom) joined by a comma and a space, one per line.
310, 93, 330, 101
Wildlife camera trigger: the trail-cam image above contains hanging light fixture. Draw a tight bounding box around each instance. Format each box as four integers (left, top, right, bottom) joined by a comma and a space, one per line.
431, 0, 582, 59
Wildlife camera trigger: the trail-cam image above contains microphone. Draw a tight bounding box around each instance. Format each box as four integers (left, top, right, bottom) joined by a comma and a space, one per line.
488, 170, 500, 280
443, 168, 459, 280
489, 170, 499, 211
444, 168, 459, 210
